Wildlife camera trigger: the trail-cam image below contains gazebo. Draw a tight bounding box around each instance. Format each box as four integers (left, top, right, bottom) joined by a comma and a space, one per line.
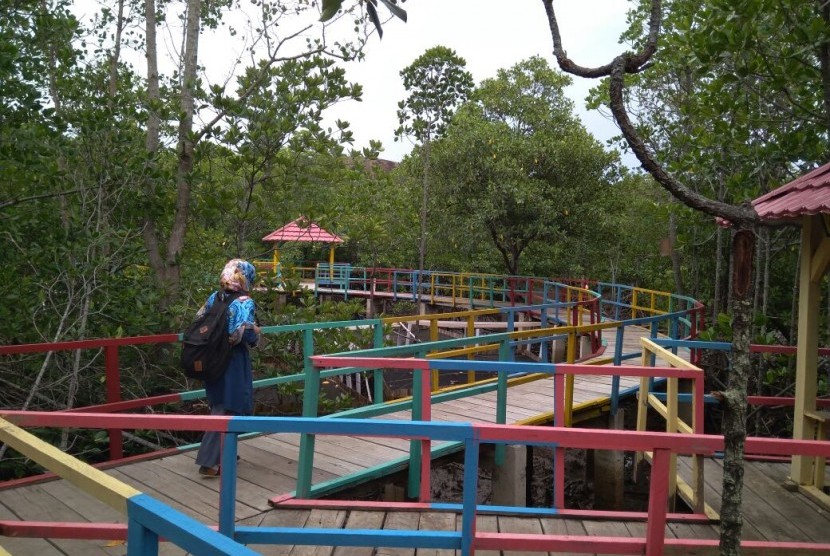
753, 163, 830, 502
262, 217, 344, 278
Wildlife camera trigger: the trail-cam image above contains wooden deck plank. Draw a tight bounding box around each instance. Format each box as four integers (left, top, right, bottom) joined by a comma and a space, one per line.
288, 508, 347, 556
667, 521, 720, 541
264, 434, 383, 469
538, 517, 586, 556
376, 511, 420, 556
257, 436, 366, 476
709, 457, 829, 542
582, 519, 635, 556
315, 434, 411, 457
498, 516, 548, 556
332, 511, 387, 556
244, 436, 339, 483
156, 452, 269, 514
464, 513, 499, 556
686, 457, 767, 541
415, 511, 456, 556
39, 478, 125, 525
0, 499, 64, 556
245, 507, 311, 555
108, 465, 223, 522
0, 485, 119, 556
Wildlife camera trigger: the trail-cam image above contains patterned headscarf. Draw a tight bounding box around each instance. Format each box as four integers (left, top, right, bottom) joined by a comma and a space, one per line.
220, 259, 256, 292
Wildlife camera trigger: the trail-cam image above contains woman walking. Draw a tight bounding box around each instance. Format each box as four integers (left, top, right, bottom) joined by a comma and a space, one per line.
195, 259, 260, 476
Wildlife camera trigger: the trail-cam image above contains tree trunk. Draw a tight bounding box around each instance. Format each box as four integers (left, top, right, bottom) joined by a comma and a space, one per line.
726, 229, 735, 312
719, 227, 755, 556
419, 140, 431, 275
817, 0, 830, 160
762, 229, 771, 319
107, 0, 125, 107
669, 210, 684, 295
713, 225, 723, 321
141, 0, 166, 302
141, 0, 201, 307
753, 229, 762, 324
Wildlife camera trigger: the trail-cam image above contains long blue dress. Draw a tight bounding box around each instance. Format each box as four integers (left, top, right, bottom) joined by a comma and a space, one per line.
195, 292, 257, 470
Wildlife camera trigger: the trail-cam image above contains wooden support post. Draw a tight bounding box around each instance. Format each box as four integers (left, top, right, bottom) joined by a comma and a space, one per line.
593, 410, 625, 510
492, 444, 527, 507
792, 216, 824, 484
805, 410, 830, 490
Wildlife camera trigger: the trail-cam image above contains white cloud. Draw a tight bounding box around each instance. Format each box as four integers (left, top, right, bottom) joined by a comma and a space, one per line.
323, 0, 634, 163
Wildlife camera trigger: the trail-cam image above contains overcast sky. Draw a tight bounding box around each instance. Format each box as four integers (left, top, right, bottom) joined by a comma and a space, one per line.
323, 0, 633, 163
72, 0, 634, 164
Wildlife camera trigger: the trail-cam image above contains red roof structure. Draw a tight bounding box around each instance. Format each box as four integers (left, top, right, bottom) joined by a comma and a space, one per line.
753, 162, 830, 220
262, 218, 343, 244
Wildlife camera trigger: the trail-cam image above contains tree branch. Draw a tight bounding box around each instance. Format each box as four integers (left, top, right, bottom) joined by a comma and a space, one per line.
608, 57, 759, 224
0, 188, 85, 210
543, 0, 661, 77
544, 0, 760, 226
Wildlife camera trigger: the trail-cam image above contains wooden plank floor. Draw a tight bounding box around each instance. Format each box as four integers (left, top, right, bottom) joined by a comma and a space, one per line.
0, 325, 815, 555
5, 472, 830, 556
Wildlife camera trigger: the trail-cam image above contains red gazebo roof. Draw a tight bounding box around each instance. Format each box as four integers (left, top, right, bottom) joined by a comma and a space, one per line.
753, 162, 830, 220
262, 218, 343, 244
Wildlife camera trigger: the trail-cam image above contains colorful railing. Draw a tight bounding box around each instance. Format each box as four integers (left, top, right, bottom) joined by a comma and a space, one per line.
3, 296, 830, 554
3, 402, 830, 554
0, 272, 703, 479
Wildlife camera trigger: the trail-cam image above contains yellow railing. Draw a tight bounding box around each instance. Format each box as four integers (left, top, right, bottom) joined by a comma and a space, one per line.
636, 337, 713, 517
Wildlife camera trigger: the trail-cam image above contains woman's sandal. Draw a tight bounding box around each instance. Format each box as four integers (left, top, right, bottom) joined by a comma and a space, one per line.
198, 456, 239, 477
198, 465, 220, 477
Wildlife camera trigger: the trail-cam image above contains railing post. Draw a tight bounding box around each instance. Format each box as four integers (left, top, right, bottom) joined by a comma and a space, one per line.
126, 517, 159, 556
430, 320, 440, 391
408, 351, 427, 498
610, 326, 624, 415
645, 448, 670, 556
467, 316, 476, 384
460, 436, 479, 556
219, 432, 238, 537
540, 306, 549, 362
373, 323, 384, 404
297, 328, 317, 498
105, 345, 124, 460
565, 332, 576, 427
495, 340, 511, 465
553, 368, 566, 509
419, 362, 432, 503
666, 376, 678, 511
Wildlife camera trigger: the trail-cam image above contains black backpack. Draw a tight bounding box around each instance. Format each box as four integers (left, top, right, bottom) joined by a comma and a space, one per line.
181, 291, 241, 382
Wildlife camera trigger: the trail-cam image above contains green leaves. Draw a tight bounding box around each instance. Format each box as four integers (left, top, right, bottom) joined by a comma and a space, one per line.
319, 0, 407, 38
423, 57, 618, 275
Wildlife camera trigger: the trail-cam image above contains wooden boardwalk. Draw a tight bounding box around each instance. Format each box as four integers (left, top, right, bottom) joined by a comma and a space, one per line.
1, 325, 822, 555
3, 451, 830, 555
